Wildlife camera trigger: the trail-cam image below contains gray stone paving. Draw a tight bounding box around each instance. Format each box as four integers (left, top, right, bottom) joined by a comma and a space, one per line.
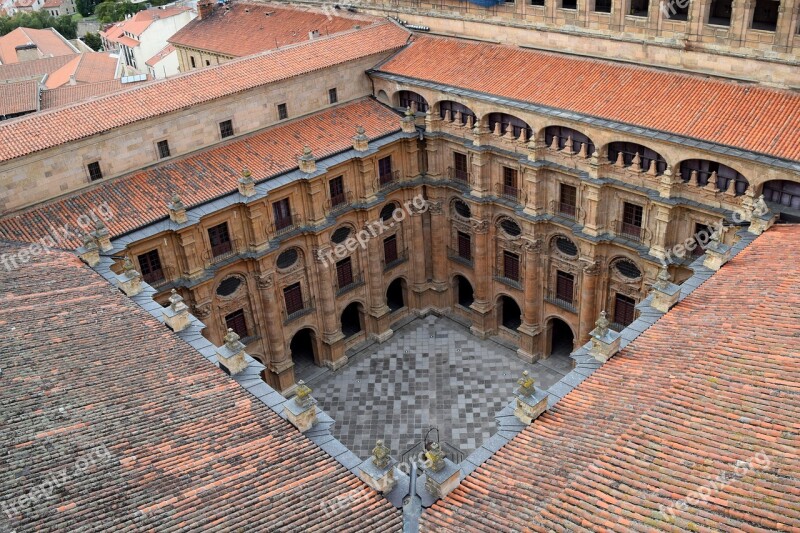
309, 315, 572, 461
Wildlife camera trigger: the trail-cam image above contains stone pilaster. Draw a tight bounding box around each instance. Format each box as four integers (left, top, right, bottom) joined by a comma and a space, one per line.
366, 227, 393, 341
581, 183, 602, 237
429, 198, 448, 293
408, 209, 428, 305
578, 259, 600, 346
517, 239, 543, 362
177, 228, 204, 279
469, 218, 492, 338
648, 203, 673, 260
314, 247, 346, 366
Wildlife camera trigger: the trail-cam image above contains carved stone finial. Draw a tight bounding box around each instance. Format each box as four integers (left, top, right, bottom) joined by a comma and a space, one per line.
224, 327, 242, 350
168, 193, 187, 224
82, 232, 98, 250
705, 171, 719, 192
578, 142, 587, 158
123, 255, 135, 274
298, 146, 316, 173
517, 370, 535, 397
238, 167, 256, 197
655, 265, 671, 290
425, 441, 445, 472
752, 194, 769, 217
170, 193, 184, 210
647, 159, 658, 176
372, 439, 391, 469
294, 380, 313, 408
631, 152, 642, 172
615, 151, 625, 167
594, 310, 610, 337
401, 107, 416, 133
168, 288, 184, 310
353, 125, 369, 152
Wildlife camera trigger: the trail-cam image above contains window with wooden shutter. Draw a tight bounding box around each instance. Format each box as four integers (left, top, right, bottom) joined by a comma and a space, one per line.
273, 198, 292, 230
225, 309, 248, 338
503, 251, 520, 282
457, 231, 471, 260
329, 176, 345, 206
208, 223, 232, 257
378, 156, 393, 184
336, 257, 353, 289
622, 202, 643, 238
614, 294, 636, 327
137, 250, 164, 283
384, 235, 398, 264
556, 271, 574, 304
283, 283, 303, 315
559, 184, 577, 217
453, 152, 468, 181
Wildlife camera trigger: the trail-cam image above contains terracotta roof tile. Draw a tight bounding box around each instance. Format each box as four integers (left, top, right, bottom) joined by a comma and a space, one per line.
40, 79, 129, 109
0, 242, 402, 531
0, 27, 76, 64
377, 36, 800, 161
0, 78, 39, 116
0, 53, 74, 82
422, 224, 800, 532
145, 43, 174, 67
0, 21, 410, 162
0, 98, 402, 248
100, 7, 192, 42
169, 2, 371, 57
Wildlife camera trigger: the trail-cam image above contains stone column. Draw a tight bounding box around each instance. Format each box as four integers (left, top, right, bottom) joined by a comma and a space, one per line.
729, 0, 755, 47
469, 219, 492, 338
177, 228, 204, 279
469, 148, 489, 198
581, 183, 603, 237
257, 273, 293, 392
405, 137, 422, 179
517, 239, 544, 362
307, 177, 327, 225
522, 166, 541, 216
314, 247, 346, 366
408, 208, 428, 309
773, 0, 800, 51
429, 198, 448, 296
366, 225, 393, 343
648, 203, 673, 260
247, 201, 269, 253
578, 260, 600, 346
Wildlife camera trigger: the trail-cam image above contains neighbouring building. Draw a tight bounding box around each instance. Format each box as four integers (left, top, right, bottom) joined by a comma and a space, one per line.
100, 6, 195, 74
168, 1, 374, 72
0, 26, 77, 64
42, 0, 76, 16
145, 43, 177, 78
0, 3, 798, 531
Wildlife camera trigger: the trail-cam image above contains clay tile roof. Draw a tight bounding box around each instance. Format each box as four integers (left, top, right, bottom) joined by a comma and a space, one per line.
0, 54, 75, 82
41, 79, 128, 109
0, 242, 402, 531
377, 35, 800, 162
0, 21, 410, 162
0, 79, 39, 116
145, 43, 174, 67
101, 7, 192, 42
42, 0, 63, 8
422, 224, 800, 531
169, 2, 372, 57
0, 27, 76, 64
0, 98, 402, 248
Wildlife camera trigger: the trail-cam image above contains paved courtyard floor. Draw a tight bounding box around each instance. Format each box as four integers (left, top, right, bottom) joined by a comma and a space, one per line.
308, 314, 573, 460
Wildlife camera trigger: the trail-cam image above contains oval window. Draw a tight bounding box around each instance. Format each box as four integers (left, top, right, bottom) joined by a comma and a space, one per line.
380, 203, 397, 221
616, 259, 642, 279
331, 226, 352, 244
453, 199, 471, 218
276, 248, 298, 269
499, 218, 521, 237
555, 236, 578, 257
216, 276, 242, 297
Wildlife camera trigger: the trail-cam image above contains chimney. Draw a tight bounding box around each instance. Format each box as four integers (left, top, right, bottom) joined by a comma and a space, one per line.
197, 0, 214, 20
308, 29, 320, 40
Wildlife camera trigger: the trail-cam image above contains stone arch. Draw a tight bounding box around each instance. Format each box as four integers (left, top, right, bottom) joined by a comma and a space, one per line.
436, 100, 477, 126
386, 277, 407, 312
496, 293, 522, 330
397, 90, 429, 113
605, 141, 668, 175
761, 178, 800, 220
677, 158, 750, 196
452, 273, 475, 308
340, 300, 366, 338
289, 327, 320, 379
376, 90, 390, 105
487, 112, 533, 140
544, 315, 575, 356
540, 124, 596, 157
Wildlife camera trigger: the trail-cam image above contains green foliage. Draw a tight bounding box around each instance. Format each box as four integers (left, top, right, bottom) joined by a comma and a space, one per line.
82, 31, 102, 51
94, 1, 145, 23
0, 11, 77, 39
75, 0, 102, 17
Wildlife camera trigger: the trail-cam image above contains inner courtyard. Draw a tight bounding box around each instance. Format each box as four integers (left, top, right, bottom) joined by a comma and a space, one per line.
308, 315, 573, 459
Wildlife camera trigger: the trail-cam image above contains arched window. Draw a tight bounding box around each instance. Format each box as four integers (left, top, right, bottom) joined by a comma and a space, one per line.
608, 142, 667, 175
763, 180, 800, 210
398, 91, 429, 113
544, 126, 595, 157
439, 101, 476, 126
488, 113, 532, 140
679, 160, 749, 196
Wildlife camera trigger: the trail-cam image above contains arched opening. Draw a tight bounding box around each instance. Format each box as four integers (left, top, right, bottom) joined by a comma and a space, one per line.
289, 328, 317, 378
377, 90, 390, 105
679, 159, 749, 195
438, 100, 476, 126
455, 275, 474, 307
498, 295, 522, 330
763, 179, 800, 222
487, 113, 533, 140
607, 141, 667, 175
544, 126, 595, 157
386, 278, 405, 312
398, 90, 429, 113
548, 318, 574, 356
341, 302, 364, 338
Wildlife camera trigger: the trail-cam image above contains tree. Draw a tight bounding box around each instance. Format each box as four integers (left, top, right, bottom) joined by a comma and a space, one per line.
94, 1, 145, 23
0, 11, 77, 39
82, 32, 102, 51
75, 0, 102, 17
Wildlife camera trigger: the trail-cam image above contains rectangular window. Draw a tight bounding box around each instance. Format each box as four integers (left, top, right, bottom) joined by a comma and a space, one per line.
630, 0, 648, 16
336, 257, 354, 289
157, 140, 171, 159
190, 56, 196, 68
556, 271, 574, 304
622, 202, 644, 238
613, 294, 636, 327
503, 251, 520, 282
87, 161, 103, 181
225, 309, 248, 338
530, 0, 545, 5
692, 223, 712, 257
208, 222, 232, 257
708, 0, 732, 25
384, 234, 398, 264
283, 283, 303, 315
503, 166, 517, 189
328, 88, 338, 104
137, 249, 164, 284
562, 0, 576, 8
378, 156, 393, 184
559, 183, 577, 217
453, 152, 468, 181
205, 59, 211, 66
272, 198, 292, 230
277, 103, 288, 120
329, 176, 345, 206
594, 0, 611, 11
457, 231, 471, 261
219, 119, 234, 139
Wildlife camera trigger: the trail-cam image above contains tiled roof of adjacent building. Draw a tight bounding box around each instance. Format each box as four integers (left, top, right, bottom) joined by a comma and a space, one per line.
169, 2, 371, 58
0, 98, 402, 248
0, 78, 39, 116
40, 79, 128, 109
0, 52, 73, 82
145, 43, 174, 67
376, 36, 800, 162
0, 27, 76, 64
0, 21, 410, 162
422, 224, 800, 532
100, 6, 193, 43
43, 51, 118, 89
0, 241, 402, 531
